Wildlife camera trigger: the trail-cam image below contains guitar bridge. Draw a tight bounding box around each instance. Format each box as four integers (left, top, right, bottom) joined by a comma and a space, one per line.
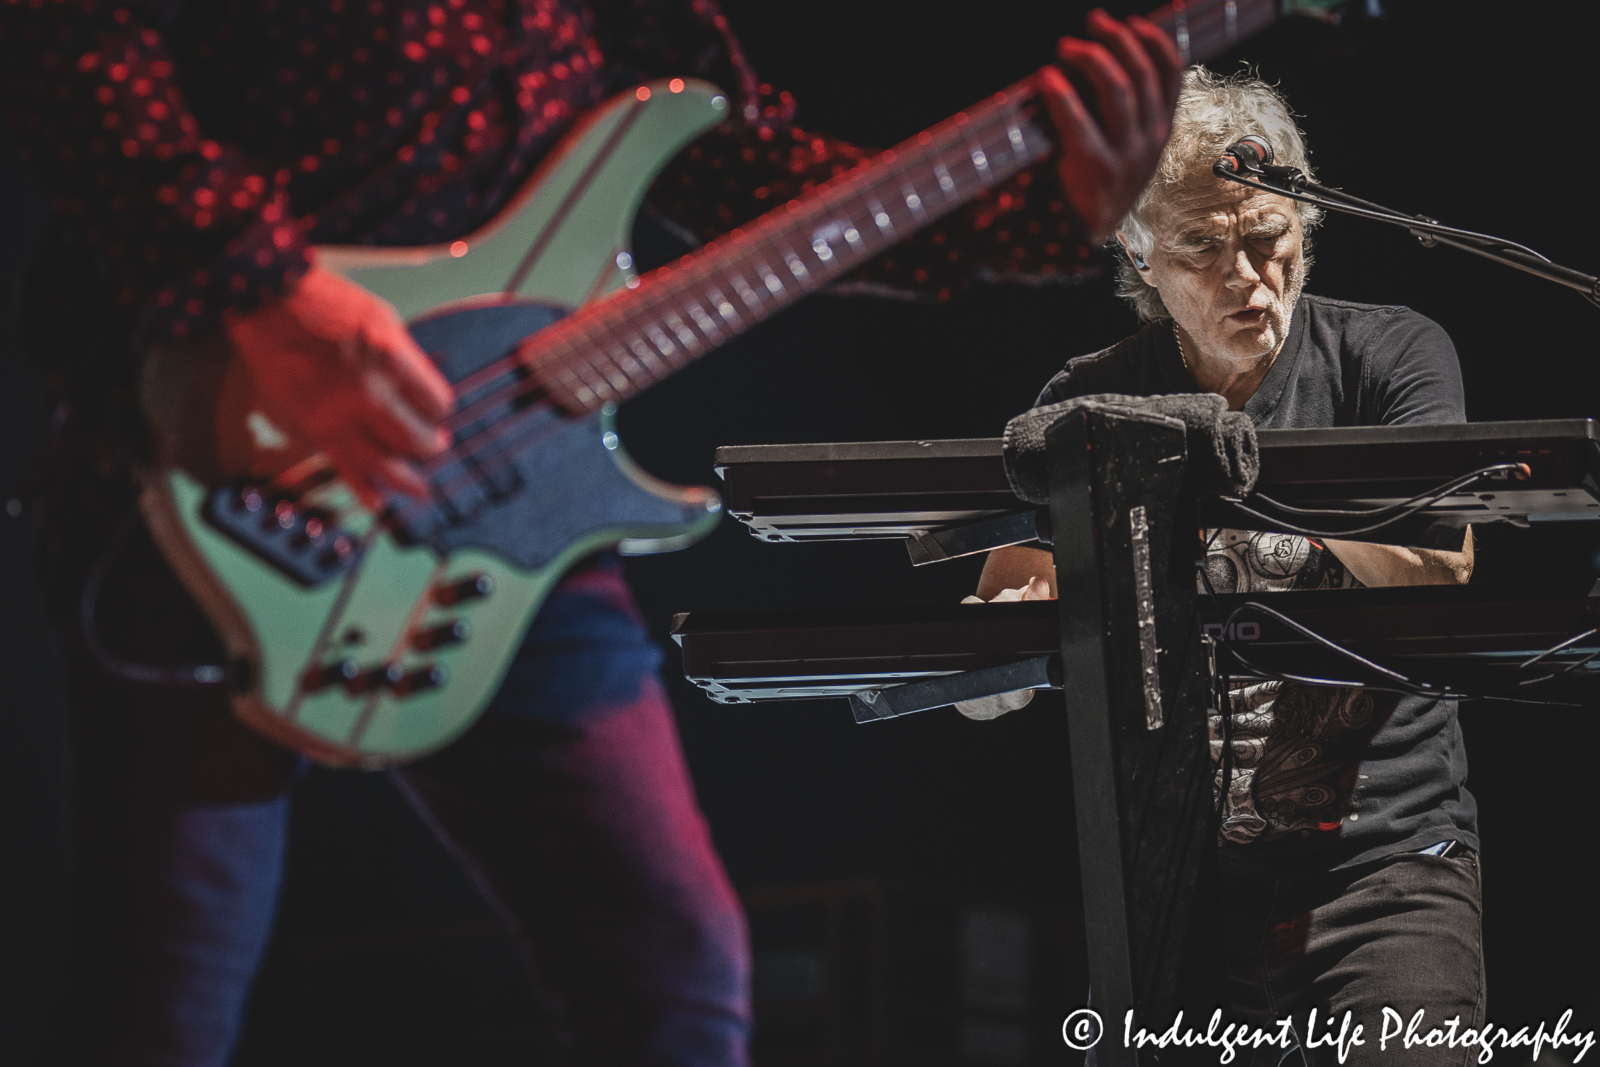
202, 484, 365, 587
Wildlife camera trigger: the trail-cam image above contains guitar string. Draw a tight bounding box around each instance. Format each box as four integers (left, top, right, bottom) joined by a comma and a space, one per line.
424, 0, 1264, 427
302, 0, 1252, 531
429, 82, 1042, 434
435, 95, 1037, 448
324, 94, 1037, 537
376, 98, 1049, 534
238, 0, 1259, 715
374, 132, 1030, 534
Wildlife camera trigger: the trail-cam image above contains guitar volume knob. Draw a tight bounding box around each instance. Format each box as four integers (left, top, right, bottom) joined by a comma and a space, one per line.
346, 662, 407, 694
391, 665, 447, 697
412, 619, 470, 650
301, 658, 361, 692
433, 572, 494, 606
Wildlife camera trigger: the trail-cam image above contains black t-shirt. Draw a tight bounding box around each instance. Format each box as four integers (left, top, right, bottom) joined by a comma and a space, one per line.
1036, 294, 1478, 874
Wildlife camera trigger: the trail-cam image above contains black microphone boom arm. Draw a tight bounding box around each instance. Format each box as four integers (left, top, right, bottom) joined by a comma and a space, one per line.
1211, 147, 1600, 308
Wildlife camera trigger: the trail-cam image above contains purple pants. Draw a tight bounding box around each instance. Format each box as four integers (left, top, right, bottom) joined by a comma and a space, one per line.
57, 523, 750, 1066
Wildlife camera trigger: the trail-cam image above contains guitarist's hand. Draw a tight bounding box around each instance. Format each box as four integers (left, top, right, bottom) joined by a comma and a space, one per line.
1040, 8, 1183, 243
225, 265, 454, 506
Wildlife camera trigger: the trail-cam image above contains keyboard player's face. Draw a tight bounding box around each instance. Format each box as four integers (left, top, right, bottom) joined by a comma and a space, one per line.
1142, 166, 1307, 374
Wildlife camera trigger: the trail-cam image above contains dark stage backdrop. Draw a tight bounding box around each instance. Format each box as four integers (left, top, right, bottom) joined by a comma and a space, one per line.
3, 1, 1598, 1064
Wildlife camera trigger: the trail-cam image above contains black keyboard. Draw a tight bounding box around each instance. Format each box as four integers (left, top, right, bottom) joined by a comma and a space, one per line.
672, 580, 1600, 703
714, 419, 1600, 555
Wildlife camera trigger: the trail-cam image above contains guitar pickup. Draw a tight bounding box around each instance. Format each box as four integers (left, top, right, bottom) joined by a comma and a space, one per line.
202, 484, 364, 587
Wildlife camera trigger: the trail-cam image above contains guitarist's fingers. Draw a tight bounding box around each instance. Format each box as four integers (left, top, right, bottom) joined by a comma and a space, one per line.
1082, 9, 1169, 143
1037, 65, 1113, 170
363, 315, 455, 426
324, 428, 431, 505
1125, 14, 1183, 113
378, 454, 433, 502
358, 366, 452, 459
1055, 34, 1136, 149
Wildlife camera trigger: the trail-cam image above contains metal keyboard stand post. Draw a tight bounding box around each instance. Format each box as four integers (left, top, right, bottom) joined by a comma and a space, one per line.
1046, 407, 1218, 1066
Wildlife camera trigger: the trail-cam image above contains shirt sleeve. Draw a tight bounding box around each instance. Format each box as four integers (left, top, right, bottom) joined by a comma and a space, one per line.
0, 1, 311, 342
1364, 308, 1467, 426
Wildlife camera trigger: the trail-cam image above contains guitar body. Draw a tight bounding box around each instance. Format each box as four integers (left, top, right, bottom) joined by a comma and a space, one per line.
139, 80, 729, 767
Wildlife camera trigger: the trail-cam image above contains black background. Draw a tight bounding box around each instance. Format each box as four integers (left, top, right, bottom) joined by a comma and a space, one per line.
3, 0, 1599, 1063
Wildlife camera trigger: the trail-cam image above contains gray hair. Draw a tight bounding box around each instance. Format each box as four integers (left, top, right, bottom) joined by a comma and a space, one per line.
1114, 67, 1323, 322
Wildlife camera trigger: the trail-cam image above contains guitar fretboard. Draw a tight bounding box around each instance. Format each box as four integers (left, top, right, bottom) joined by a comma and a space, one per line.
1147, 0, 1280, 66
514, 79, 1054, 414
470, 0, 1280, 419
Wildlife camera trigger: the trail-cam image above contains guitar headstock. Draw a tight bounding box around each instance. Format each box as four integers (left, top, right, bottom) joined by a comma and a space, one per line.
1148, 0, 1383, 67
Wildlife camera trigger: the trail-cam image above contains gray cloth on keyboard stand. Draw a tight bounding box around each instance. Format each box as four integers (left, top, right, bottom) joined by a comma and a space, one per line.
1001, 392, 1259, 504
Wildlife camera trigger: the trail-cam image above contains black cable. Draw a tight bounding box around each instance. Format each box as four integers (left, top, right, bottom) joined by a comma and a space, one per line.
1471, 695, 1588, 709
1247, 463, 1528, 519
1220, 463, 1526, 538
1223, 600, 1465, 698
79, 509, 228, 688
1197, 552, 1417, 693
1214, 597, 1600, 703
1515, 628, 1599, 672
1506, 641, 1600, 691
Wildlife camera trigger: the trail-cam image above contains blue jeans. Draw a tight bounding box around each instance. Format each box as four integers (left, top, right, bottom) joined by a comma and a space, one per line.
55, 523, 749, 1066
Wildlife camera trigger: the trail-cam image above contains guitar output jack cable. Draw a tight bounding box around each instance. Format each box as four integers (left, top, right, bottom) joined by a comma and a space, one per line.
78, 507, 228, 688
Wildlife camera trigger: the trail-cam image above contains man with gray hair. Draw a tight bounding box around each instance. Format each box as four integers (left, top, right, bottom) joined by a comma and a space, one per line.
963, 68, 1483, 1067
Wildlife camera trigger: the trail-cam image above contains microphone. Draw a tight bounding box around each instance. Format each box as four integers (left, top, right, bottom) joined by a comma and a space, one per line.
1213, 134, 1309, 193
1213, 134, 1274, 177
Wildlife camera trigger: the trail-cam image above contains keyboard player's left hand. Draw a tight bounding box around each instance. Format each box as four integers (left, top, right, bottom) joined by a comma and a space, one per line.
955, 576, 1054, 720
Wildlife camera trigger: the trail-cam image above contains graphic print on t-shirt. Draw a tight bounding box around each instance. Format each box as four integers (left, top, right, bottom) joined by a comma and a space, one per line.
1204, 531, 1395, 845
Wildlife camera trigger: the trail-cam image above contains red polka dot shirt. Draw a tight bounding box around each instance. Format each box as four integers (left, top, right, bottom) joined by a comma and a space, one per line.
0, 0, 1099, 394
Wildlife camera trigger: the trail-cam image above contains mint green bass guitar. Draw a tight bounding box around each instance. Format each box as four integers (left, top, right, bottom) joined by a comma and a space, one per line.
137, 0, 1339, 767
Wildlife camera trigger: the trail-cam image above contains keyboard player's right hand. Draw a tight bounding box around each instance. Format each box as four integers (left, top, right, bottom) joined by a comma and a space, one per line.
955, 576, 1054, 721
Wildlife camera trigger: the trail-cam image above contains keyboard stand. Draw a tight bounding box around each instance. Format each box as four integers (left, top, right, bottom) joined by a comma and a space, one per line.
1044, 407, 1219, 1067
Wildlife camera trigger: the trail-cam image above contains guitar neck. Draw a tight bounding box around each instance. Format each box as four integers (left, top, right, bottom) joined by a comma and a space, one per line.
516, 0, 1288, 415
1146, 0, 1283, 66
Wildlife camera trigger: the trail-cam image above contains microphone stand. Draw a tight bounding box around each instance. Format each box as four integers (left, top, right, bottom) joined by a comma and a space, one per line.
1213, 163, 1600, 309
